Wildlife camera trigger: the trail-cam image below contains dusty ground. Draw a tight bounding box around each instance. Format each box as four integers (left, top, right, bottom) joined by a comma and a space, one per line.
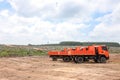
0, 54, 120, 80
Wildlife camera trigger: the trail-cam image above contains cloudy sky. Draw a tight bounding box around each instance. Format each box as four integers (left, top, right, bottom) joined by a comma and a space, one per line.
0, 0, 120, 45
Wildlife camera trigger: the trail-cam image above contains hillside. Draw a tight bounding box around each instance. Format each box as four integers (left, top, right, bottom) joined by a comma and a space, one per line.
42, 41, 120, 47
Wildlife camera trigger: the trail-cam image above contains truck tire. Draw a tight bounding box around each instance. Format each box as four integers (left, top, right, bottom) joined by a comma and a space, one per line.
63, 56, 71, 62
100, 56, 106, 63
52, 57, 57, 61
75, 56, 84, 63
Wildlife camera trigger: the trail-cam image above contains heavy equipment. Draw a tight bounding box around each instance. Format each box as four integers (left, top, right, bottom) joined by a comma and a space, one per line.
48, 45, 109, 63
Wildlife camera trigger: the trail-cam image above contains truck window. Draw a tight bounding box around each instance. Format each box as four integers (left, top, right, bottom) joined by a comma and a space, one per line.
102, 46, 108, 51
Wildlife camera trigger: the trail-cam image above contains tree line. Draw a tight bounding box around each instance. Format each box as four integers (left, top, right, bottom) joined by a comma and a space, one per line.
59, 41, 120, 47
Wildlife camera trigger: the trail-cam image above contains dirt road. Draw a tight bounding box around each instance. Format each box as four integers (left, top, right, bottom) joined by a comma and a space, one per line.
0, 54, 120, 80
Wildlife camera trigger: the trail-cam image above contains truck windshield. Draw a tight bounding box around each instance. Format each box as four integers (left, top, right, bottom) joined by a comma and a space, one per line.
102, 46, 108, 51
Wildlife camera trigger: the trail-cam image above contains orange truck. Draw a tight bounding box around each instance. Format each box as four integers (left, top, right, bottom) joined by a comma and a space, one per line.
48, 45, 109, 63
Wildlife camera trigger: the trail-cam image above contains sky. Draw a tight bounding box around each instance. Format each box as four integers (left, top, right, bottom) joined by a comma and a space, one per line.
0, 0, 120, 45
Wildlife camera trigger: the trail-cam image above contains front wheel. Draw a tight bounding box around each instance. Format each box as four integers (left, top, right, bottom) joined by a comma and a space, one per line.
100, 56, 106, 63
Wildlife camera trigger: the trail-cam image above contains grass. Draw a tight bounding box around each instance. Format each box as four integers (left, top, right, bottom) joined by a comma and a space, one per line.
0, 46, 47, 57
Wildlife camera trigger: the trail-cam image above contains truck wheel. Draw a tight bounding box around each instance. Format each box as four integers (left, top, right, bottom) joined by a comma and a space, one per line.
52, 57, 57, 61
63, 57, 71, 62
100, 57, 106, 63
76, 56, 84, 63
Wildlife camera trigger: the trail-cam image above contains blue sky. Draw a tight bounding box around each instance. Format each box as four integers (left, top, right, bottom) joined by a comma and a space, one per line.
0, 0, 120, 45
0, 0, 10, 10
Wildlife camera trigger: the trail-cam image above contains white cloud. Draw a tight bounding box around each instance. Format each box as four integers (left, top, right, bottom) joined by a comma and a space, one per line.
0, 9, 9, 17
0, 0, 120, 44
90, 3, 120, 42
0, 9, 87, 44
8, 0, 119, 22
7, 0, 93, 22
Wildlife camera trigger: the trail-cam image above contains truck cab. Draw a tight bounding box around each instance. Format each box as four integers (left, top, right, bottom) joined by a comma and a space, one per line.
94, 45, 109, 63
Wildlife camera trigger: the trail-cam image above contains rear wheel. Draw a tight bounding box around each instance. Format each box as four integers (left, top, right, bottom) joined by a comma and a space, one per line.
63, 56, 71, 62
52, 56, 57, 61
100, 56, 106, 63
75, 56, 84, 63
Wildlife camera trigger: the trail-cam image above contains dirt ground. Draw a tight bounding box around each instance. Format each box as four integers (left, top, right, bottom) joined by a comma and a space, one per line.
0, 54, 120, 80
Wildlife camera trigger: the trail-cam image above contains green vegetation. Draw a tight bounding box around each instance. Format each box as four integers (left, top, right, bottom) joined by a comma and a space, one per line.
41, 41, 120, 47
42, 41, 119, 47
0, 46, 47, 57
59, 41, 120, 47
